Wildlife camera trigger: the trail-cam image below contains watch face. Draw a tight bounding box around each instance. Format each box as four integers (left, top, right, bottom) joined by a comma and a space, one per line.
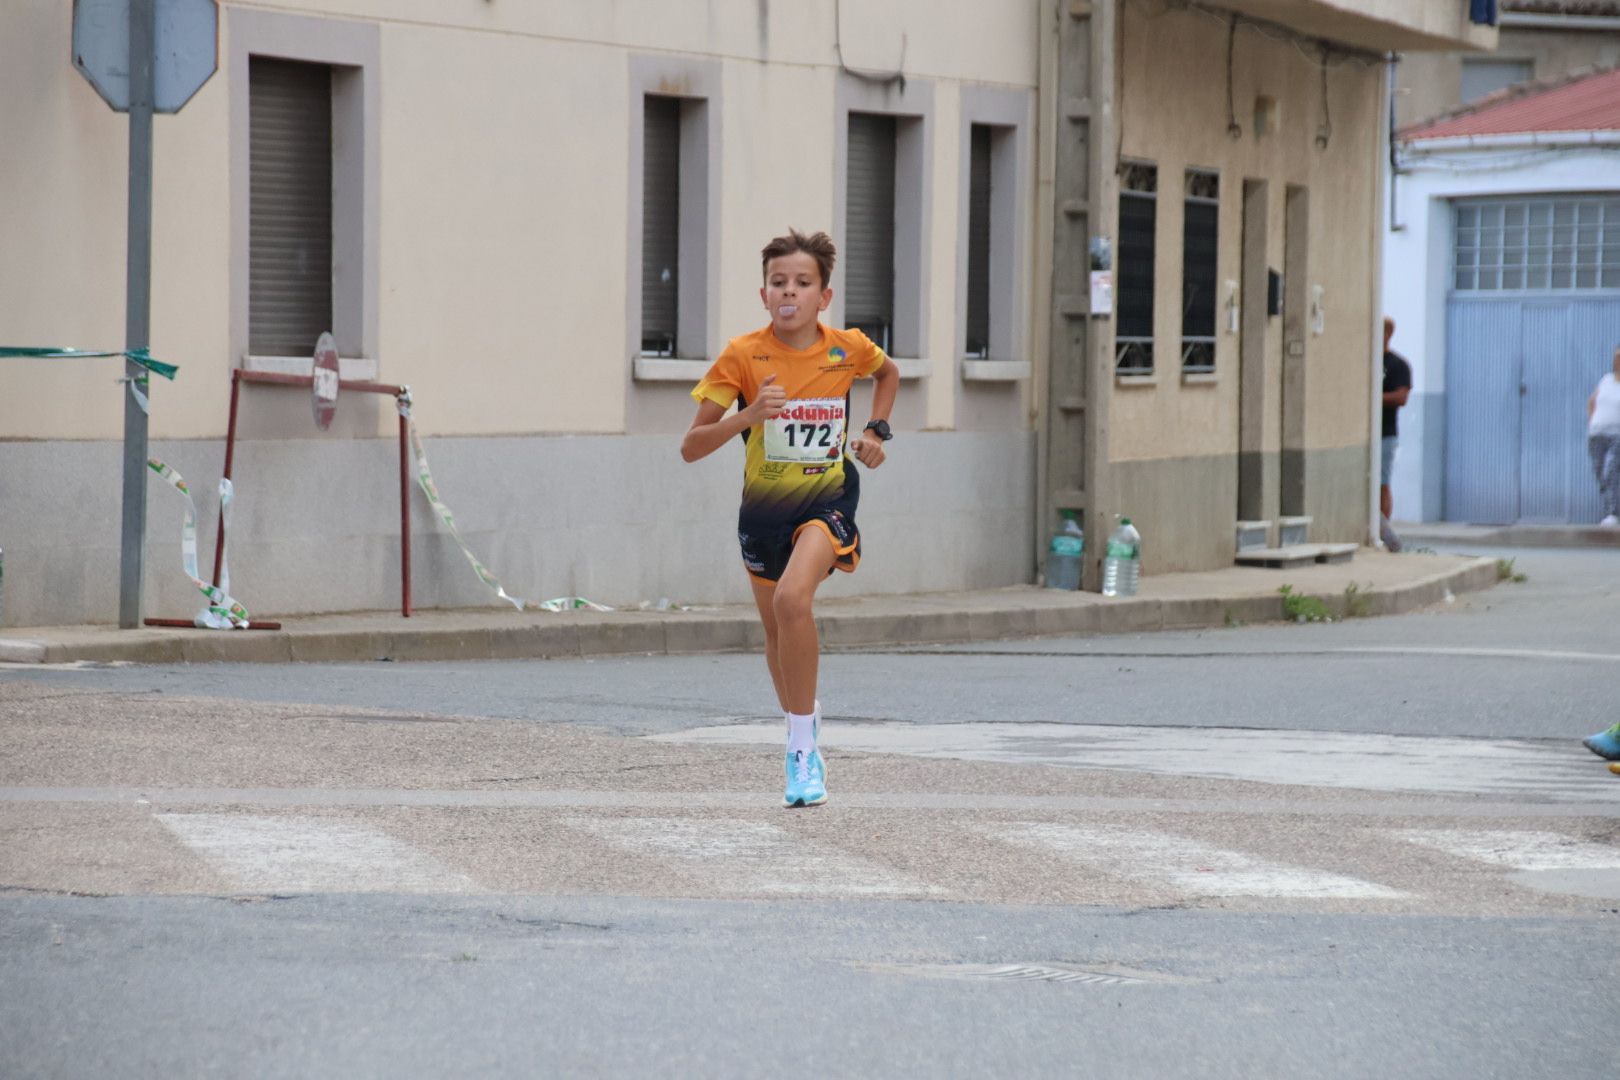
866, 421, 891, 441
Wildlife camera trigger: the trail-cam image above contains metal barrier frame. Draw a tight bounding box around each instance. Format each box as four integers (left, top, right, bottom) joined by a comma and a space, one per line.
212, 368, 414, 618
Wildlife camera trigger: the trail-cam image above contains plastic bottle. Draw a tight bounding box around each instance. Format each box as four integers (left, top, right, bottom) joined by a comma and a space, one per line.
1101, 517, 1141, 597
1045, 511, 1084, 590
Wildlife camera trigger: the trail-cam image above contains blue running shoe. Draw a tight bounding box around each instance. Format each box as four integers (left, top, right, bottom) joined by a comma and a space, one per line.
783, 747, 827, 807
1583, 723, 1620, 761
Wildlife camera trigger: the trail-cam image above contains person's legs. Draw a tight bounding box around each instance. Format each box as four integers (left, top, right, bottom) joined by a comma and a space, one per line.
773, 526, 838, 807
773, 525, 838, 716
1380, 436, 1398, 520
1594, 434, 1620, 521
748, 577, 790, 712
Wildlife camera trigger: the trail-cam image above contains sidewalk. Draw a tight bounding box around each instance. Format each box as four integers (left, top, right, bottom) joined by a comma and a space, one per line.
1393, 521, 1620, 549
0, 550, 1498, 665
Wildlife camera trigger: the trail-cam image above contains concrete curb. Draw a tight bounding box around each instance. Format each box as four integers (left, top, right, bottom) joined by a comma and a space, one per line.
0, 557, 1500, 665
1397, 524, 1620, 549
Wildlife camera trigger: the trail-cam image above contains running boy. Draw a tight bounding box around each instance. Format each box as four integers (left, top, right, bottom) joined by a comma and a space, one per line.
681, 229, 900, 807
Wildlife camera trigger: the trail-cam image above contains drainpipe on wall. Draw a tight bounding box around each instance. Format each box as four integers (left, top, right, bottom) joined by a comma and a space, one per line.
1084, 0, 1120, 591
1370, 49, 1394, 550
1388, 54, 1404, 233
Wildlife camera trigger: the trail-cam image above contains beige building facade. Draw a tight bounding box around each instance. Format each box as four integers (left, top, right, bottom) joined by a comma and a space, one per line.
0, 1, 1490, 627
1397, 2, 1620, 129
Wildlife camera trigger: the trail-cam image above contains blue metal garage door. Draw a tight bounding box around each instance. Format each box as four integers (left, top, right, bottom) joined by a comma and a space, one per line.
1444, 197, 1620, 524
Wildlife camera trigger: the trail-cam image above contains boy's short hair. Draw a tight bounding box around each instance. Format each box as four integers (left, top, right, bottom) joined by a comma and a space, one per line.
762, 229, 837, 288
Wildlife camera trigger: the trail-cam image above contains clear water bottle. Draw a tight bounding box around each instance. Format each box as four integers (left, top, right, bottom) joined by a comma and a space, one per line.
1101, 517, 1141, 597
1045, 511, 1084, 590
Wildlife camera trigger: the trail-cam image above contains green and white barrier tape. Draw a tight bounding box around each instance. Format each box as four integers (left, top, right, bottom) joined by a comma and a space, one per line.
0, 346, 179, 379
147, 459, 251, 629
2, 346, 179, 416
396, 389, 610, 614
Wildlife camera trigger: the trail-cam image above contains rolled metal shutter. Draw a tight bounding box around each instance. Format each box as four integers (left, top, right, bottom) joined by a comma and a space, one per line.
1118, 192, 1155, 340
844, 113, 896, 348
965, 124, 992, 356
249, 57, 333, 357
641, 96, 681, 355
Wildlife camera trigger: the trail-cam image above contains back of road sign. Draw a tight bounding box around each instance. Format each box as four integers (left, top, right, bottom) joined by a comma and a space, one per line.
72, 0, 218, 114
312, 332, 340, 431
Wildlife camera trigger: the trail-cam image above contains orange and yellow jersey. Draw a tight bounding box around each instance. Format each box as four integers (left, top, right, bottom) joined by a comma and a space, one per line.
691, 323, 888, 530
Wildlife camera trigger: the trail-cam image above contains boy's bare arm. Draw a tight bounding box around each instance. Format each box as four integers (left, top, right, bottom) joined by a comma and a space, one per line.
849, 358, 901, 469
681, 375, 785, 462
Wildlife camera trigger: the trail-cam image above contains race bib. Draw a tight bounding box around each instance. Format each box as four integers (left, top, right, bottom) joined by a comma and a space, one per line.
764, 397, 847, 463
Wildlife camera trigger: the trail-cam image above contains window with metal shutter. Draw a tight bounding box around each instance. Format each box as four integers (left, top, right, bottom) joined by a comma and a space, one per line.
965, 124, 992, 357
641, 95, 681, 355
1181, 170, 1219, 373
845, 112, 897, 350
249, 57, 333, 357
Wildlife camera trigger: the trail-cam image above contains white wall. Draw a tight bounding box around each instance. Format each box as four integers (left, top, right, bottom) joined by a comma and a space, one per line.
1381, 142, 1620, 521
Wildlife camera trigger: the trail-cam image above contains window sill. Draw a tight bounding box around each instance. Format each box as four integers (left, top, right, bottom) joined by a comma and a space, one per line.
960, 359, 1031, 382
1115, 371, 1157, 387
632, 357, 710, 382
243, 354, 378, 381
1181, 370, 1218, 385
635, 356, 934, 382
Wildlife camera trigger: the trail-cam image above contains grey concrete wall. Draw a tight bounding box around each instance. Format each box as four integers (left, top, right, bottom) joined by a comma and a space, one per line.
1107, 444, 1370, 575
1305, 445, 1374, 542
1109, 455, 1239, 576
0, 432, 1034, 627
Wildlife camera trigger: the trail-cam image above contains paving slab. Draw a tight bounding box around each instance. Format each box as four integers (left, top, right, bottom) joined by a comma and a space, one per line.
0, 550, 1499, 665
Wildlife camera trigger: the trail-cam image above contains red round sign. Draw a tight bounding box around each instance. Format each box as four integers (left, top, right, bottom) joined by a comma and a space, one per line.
312, 332, 340, 430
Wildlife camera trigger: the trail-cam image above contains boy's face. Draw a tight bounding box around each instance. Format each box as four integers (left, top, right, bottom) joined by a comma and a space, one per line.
760, 251, 832, 338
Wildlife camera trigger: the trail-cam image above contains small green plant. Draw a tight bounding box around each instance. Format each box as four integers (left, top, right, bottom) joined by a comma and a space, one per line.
1496, 557, 1527, 584
1279, 584, 1332, 623
451, 952, 479, 963
1342, 581, 1372, 618
1223, 608, 1242, 628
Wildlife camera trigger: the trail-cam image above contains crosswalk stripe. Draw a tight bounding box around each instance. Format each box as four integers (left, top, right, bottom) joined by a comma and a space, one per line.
563, 817, 938, 898
157, 813, 475, 894
653, 720, 1611, 803
987, 822, 1405, 900
1392, 829, 1620, 871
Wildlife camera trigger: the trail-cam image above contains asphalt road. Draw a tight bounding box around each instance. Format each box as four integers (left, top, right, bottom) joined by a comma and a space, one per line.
2, 544, 1617, 1078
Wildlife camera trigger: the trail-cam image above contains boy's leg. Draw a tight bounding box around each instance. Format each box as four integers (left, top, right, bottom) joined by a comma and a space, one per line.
773, 525, 838, 716
748, 576, 790, 712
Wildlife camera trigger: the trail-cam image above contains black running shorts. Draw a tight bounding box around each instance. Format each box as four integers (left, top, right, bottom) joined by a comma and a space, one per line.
737, 464, 861, 584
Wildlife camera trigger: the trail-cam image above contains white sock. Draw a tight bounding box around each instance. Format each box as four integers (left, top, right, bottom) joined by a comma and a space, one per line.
786, 710, 817, 754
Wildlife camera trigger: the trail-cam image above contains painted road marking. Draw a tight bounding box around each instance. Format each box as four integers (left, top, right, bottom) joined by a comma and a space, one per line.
1393, 829, 1620, 871
1338, 647, 1620, 664
987, 822, 1405, 900
652, 721, 1614, 802
1391, 828, 1620, 900
157, 813, 475, 894
564, 817, 938, 899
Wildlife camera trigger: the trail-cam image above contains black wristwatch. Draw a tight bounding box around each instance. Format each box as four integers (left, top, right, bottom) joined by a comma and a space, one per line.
863, 419, 893, 442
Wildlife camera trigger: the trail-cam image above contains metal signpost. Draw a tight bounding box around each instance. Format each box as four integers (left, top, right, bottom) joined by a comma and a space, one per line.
72, 0, 217, 627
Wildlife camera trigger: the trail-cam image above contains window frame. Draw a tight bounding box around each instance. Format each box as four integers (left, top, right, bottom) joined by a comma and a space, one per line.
1459, 56, 1535, 106
627, 56, 721, 378
229, 8, 379, 377
1115, 160, 1159, 376
956, 86, 1032, 378
1452, 195, 1620, 295
833, 75, 934, 364
1180, 168, 1220, 376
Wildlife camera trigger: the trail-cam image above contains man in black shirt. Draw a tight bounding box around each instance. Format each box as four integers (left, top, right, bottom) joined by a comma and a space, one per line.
1381, 316, 1412, 551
